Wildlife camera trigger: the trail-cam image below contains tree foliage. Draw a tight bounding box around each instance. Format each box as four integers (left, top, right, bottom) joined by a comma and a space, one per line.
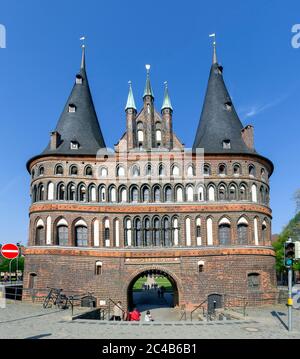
272, 211, 300, 273
0, 256, 24, 272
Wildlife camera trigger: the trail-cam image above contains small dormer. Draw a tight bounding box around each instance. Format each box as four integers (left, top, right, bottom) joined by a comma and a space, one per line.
70, 140, 79, 150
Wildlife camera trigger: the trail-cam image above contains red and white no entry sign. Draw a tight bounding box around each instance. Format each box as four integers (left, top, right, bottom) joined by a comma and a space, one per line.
1, 243, 19, 259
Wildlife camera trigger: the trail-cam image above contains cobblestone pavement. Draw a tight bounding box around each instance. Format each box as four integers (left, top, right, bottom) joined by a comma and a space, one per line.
0, 301, 300, 339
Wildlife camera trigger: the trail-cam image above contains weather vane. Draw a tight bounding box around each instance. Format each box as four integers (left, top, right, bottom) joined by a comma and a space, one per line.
80, 36, 86, 48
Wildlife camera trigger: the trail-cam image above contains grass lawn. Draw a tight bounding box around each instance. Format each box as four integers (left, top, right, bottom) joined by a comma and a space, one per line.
133, 276, 173, 291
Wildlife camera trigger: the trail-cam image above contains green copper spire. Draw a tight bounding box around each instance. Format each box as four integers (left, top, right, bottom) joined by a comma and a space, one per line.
143, 64, 154, 98
161, 81, 173, 111
125, 81, 137, 111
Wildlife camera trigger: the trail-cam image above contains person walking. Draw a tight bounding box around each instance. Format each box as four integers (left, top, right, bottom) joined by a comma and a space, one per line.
112, 301, 123, 321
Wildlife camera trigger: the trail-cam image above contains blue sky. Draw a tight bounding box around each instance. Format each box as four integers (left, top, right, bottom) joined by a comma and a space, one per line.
0, 0, 299, 244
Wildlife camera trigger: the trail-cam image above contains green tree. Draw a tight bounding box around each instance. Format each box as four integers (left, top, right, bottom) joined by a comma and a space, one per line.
272, 211, 300, 273
0, 256, 24, 272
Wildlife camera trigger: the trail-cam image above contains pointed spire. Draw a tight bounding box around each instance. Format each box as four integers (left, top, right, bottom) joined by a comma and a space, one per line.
161, 81, 173, 111
125, 81, 137, 111
209, 33, 217, 64
81, 44, 86, 69
143, 64, 154, 98
80, 36, 86, 70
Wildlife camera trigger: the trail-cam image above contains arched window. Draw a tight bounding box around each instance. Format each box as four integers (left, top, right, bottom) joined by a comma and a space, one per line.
185, 217, 191, 246
153, 218, 160, 246
187, 165, 194, 177
249, 164, 256, 177
187, 186, 194, 202
172, 165, 180, 176
55, 165, 63, 175
261, 168, 266, 180
101, 167, 108, 177
131, 187, 139, 202
218, 185, 226, 201
134, 218, 142, 246
218, 219, 231, 245
163, 218, 171, 247
198, 187, 204, 201
196, 217, 201, 246
208, 185, 215, 201
110, 187, 116, 202
89, 185, 97, 202
260, 186, 265, 204
240, 185, 247, 201
248, 273, 260, 290
165, 186, 172, 202
117, 166, 125, 177
144, 218, 151, 246
57, 225, 68, 246
198, 261, 204, 273
176, 187, 183, 202
38, 184, 45, 201
218, 164, 226, 175
47, 182, 54, 200
262, 221, 267, 244
172, 217, 179, 246
237, 219, 248, 245
156, 129, 162, 142
104, 219, 110, 247
229, 185, 237, 201
142, 187, 150, 202
57, 183, 65, 200
251, 184, 257, 202
85, 166, 93, 176
203, 164, 210, 176
137, 122, 144, 143
32, 185, 37, 202
120, 188, 127, 202
31, 169, 35, 179
95, 261, 102, 275
99, 186, 106, 202
35, 225, 45, 245
68, 184, 76, 201
38, 166, 44, 176
75, 226, 88, 247
233, 164, 240, 175
132, 165, 140, 177
70, 165, 78, 175
145, 164, 152, 176
159, 164, 165, 176
124, 218, 132, 246
79, 185, 86, 202
154, 187, 160, 202
29, 273, 37, 289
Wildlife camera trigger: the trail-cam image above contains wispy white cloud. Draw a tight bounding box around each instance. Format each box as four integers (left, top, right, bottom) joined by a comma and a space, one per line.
239, 94, 289, 119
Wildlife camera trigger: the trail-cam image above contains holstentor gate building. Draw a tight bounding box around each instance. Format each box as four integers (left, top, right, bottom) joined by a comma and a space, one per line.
24, 44, 277, 308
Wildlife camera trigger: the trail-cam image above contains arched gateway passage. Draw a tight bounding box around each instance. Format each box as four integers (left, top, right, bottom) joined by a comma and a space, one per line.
127, 269, 179, 311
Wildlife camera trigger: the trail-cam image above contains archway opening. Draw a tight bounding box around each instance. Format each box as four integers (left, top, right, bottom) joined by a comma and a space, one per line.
127, 269, 179, 312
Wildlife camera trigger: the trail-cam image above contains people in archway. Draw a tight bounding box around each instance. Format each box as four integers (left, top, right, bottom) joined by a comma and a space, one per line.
157, 287, 161, 298
160, 286, 165, 298
129, 307, 141, 321
144, 310, 154, 322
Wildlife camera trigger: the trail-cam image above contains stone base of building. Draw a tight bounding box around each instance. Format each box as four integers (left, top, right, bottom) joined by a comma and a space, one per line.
22, 246, 277, 309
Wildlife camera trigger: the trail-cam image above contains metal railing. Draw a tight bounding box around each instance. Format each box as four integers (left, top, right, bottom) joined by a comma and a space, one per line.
223, 293, 248, 318
190, 299, 207, 321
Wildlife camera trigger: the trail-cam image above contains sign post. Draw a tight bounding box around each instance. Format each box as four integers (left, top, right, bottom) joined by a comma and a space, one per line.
1, 244, 20, 284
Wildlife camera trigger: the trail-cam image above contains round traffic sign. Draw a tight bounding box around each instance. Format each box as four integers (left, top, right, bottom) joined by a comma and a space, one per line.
1, 243, 19, 259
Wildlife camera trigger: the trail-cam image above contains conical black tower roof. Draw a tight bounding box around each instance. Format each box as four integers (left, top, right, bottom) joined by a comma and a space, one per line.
41, 47, 106, 156
193, 62, 255, 154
